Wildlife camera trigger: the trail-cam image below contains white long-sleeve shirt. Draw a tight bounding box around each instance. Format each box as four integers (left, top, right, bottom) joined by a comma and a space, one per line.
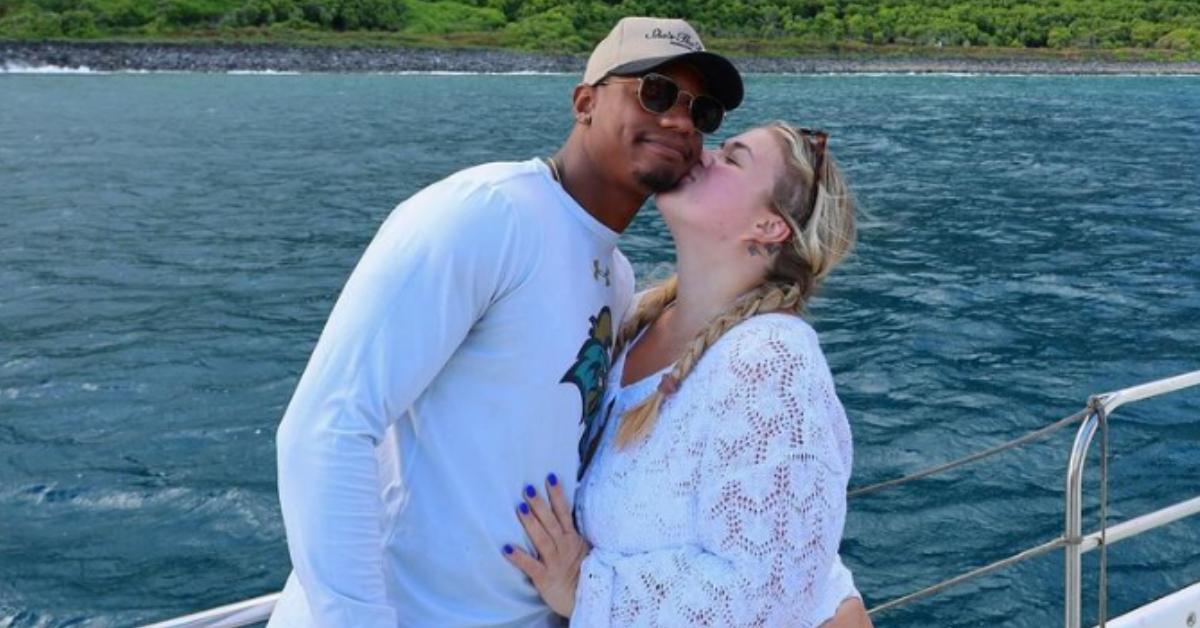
573, 313, 858, 627
270, 159, 633, 627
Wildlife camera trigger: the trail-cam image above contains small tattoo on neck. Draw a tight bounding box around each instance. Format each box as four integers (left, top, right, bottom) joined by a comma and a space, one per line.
748, 243, 763, 257
765, 243, 782, 255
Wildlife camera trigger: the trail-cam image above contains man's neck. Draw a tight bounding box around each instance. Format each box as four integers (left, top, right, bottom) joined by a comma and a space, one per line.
552, 144, 646, 234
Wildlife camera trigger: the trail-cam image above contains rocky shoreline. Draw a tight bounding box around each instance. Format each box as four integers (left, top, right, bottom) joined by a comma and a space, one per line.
3, 41, 1199, 75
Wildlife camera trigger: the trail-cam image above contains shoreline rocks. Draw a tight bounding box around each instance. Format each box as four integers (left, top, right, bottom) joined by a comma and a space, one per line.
3, 40, 1199, 75
0, 41, 578, 73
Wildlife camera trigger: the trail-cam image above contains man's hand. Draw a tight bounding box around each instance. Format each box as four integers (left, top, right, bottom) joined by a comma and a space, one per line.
503, 474, 590, 617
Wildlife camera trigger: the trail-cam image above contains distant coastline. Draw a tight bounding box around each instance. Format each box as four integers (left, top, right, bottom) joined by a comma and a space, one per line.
4, 41, 1200, 75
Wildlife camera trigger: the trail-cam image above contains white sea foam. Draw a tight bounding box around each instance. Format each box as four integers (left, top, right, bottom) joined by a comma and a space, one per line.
226, 69, 302, 75
0, 63, 177, 74
2, 61, 95, 74
3, 67, 570, 76
72, 487, 190, 510
761, 70, 1199, 77
382, 69, 570, 76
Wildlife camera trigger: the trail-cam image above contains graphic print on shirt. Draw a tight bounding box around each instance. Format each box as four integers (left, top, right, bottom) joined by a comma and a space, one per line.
559, 306, 613, 479
578, 398, 616, 480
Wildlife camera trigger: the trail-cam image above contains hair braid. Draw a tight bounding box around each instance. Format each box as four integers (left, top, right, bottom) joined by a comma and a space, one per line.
615, 280, 803, 448
612, 275, 678, 362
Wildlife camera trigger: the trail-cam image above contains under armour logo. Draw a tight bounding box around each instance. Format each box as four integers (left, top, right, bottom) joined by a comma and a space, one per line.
593, 259, 610, 286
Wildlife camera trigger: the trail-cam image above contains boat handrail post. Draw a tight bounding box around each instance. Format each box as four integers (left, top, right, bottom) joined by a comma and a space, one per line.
1062, 369, 1200, 628
1065, 408, 1101, 628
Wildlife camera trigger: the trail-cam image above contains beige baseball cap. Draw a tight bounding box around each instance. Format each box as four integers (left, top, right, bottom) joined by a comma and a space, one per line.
583, 16, 744, 110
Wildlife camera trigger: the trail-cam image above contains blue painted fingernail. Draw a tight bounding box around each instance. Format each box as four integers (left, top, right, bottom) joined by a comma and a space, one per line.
503, 544, 513, 555
519, 502, 530, 515
524, 485, 536, 498
548, 473, 558, 486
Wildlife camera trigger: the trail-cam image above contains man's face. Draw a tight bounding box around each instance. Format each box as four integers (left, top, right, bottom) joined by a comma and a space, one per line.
587, 62, 709, 194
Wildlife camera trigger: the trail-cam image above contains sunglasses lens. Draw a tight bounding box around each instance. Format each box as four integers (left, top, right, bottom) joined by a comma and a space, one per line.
636, 73, 725, 134
637, 74, 678, 114
691, 96, 724, 134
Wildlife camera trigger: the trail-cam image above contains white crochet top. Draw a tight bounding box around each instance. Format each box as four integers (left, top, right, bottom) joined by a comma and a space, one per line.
572, 313, 858, 627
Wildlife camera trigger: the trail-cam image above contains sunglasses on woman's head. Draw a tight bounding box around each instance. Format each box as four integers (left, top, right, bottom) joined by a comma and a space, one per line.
796, 127, 829, 229
597, 72, 726, 134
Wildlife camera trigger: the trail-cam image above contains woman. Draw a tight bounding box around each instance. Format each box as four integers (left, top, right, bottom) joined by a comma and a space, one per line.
505, 121, 868, 627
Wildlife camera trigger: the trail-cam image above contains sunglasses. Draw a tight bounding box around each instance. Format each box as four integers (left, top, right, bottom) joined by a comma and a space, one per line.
597, 72, 726, 134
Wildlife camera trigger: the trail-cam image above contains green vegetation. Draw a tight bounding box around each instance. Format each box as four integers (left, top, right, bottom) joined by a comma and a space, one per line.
3, 0, 1199, 59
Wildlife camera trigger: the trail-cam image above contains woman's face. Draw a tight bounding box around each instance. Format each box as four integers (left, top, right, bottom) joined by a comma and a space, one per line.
657, 126, 786, 246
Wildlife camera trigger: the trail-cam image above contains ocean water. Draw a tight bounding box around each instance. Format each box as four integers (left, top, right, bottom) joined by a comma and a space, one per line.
1, 71, 1198, 627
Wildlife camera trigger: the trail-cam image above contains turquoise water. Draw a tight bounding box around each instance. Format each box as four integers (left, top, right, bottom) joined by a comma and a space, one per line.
1, 72, 1198, 627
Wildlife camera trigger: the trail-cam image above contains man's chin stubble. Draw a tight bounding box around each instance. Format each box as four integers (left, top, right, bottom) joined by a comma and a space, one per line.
637, 167, 684, 194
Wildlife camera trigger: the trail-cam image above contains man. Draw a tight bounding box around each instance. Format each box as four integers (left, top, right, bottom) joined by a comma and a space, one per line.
270, 16, 743, 627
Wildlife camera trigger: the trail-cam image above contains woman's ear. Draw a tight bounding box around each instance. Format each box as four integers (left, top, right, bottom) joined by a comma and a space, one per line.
752, 214, 792, 247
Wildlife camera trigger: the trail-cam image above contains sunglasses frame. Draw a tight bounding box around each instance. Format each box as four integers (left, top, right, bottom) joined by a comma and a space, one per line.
597, 72, 726, 134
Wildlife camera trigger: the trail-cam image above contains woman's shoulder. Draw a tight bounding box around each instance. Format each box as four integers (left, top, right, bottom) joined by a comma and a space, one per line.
731, 311, 817, 337
694, 313, 851, 473
687, 312, 840, 407
706, 312, 823, 367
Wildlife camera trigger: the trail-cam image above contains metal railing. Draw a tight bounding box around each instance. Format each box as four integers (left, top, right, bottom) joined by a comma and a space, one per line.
855, 369, 1200, 625
141, 592, 279, 628
142, 370, 1200, 627
1064, 370, 1200, 628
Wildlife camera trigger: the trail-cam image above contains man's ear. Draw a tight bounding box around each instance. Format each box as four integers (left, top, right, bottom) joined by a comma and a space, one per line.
572, 83, 596, 125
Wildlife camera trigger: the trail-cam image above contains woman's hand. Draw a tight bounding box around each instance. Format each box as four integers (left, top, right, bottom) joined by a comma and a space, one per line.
503, 473, 590, 617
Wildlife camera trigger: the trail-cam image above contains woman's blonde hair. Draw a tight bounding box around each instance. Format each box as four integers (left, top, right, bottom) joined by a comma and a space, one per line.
612, 121, 858, 448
